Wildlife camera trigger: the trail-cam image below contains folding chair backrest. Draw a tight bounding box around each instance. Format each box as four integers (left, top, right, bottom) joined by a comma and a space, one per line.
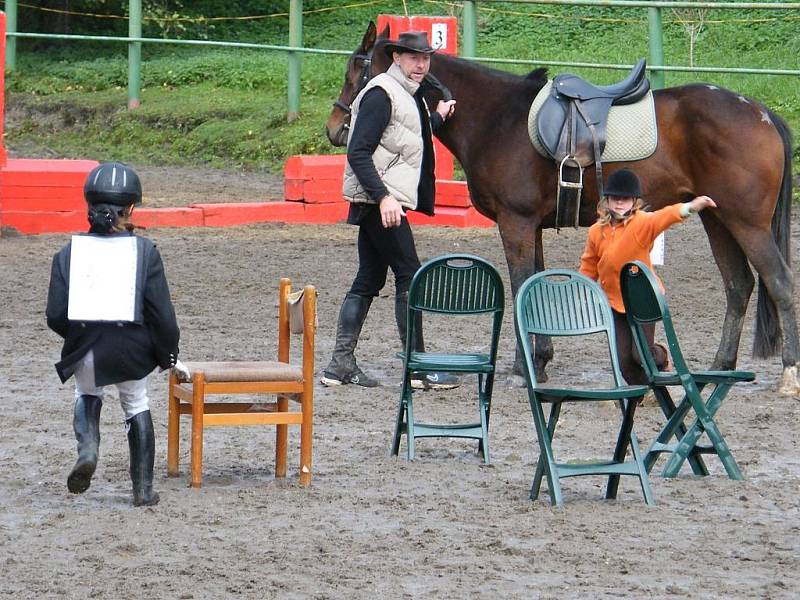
620, 260, 688, 375
409, 254, 504, 314
514, 269, 626, 386
407, 253, 505, 353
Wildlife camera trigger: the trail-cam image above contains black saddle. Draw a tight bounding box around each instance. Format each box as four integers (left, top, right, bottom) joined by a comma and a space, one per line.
536, 59, 650, 170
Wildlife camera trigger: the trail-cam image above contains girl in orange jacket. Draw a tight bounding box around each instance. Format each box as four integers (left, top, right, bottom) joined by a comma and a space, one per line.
579, 168, 716, 384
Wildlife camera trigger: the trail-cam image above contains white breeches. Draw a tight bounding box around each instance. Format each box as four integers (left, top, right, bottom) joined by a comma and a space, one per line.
73, 349, 150, 420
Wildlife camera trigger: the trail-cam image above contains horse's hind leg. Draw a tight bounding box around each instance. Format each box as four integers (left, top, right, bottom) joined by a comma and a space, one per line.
733, 224, 800, 395
700, 213, 754, 371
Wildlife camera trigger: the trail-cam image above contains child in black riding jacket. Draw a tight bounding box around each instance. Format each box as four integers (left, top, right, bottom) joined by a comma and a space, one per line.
46, 162, 190, 506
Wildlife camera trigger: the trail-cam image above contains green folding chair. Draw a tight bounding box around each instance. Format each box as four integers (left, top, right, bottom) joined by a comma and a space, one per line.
620, 261, 754, 479
391, 254, 504, 462
514, 269, 654, 506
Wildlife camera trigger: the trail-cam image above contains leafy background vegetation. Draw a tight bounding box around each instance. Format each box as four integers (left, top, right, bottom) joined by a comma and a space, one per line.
4, 1, 799, 187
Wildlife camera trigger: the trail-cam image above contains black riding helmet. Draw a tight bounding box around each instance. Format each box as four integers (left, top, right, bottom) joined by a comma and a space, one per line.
84, 162, 142, 207
604, 168, 641, 198
84, 162, 142, 233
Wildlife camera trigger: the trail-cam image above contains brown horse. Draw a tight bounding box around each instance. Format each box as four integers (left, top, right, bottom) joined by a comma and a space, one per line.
326, 22, 799, 395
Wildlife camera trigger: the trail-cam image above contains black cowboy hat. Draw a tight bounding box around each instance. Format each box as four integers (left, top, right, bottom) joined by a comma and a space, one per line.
604, 168, 642, 198
383, 31, 436, 56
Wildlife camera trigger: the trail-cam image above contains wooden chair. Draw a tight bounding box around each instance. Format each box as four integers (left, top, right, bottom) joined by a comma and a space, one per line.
390, 254, 505, 462
620, 261, 754, 479
514, 269, 654, 506
167, 278, 316, 487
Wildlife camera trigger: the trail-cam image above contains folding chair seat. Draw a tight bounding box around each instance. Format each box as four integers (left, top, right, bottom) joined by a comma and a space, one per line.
514, 269, 654, 506
620, 261, 754, 479
391, 254, 504, 462
167, 278, 316, 487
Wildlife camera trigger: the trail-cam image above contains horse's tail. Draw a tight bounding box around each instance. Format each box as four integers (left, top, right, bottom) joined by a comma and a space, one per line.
753, 109, 793, 358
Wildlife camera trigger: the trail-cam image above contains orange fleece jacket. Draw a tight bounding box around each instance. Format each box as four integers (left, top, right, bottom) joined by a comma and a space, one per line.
579, 204, 685, 312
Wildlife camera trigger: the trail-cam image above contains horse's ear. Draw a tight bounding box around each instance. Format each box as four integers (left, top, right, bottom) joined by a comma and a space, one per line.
378, 23, 390, 40
361, 21, 377, 52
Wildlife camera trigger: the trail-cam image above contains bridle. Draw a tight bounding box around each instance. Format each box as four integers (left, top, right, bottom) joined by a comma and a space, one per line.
333, 49, 374, 117
331, 46, 453, 135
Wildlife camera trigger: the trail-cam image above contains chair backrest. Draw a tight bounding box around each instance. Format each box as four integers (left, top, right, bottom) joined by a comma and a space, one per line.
619, 260, 687, 376
277, 278, 316, 381
407, 254, 504, 356
514, 269, 626, 386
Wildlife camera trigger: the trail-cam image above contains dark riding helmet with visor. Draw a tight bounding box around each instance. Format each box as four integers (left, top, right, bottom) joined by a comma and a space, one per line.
84, 162, 142, 233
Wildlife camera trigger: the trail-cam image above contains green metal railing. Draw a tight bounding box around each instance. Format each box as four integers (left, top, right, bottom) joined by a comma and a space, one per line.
4, 0, 799, 117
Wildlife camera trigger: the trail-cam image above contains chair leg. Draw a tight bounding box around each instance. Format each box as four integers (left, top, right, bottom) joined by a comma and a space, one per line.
646, 387, 710, 477
477, 374, 494, 463
190, 373, 205, 488
275, 394, 289, 479
606, 398, 655, 505
406, 390, 416, 461
629, 431, 655, 505
390, 377, 411, 457
167, 373, 180, 477
606, 399, 631, 499
530, 399, 562, 506
299, 387, 313, 487
662, 385, 741, 479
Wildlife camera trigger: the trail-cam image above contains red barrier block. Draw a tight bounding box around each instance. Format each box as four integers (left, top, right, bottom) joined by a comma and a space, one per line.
302, 178, 344, 204
2, 187, 86, 211
193, 202, 305, 227
284, 155, 347, 180
133, 207, 205, 229
303, 202, 350, 224
407, 206, 494, 228
436, 180, 472, 208
284, 179, 305, 201
1, 159, 98, 187
2, 210, 86, 235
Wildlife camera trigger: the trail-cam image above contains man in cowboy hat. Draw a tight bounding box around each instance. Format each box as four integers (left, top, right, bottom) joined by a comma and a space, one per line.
321, 31, 460, 390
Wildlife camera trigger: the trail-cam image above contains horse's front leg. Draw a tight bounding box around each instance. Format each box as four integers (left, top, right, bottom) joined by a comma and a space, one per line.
497, 215, 551, 386
532, 228, 554, 380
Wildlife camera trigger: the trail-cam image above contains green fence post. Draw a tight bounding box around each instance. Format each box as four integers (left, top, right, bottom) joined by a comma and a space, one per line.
647, 5, 665, 89
288, 0, 303, 122
128, 0, 142, 109
462, 0, 476, 58
6, 0, 17, 71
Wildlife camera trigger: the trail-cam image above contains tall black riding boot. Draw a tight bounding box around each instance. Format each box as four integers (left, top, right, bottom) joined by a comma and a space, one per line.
67, 394, 102, 494
126, 410, 159, 507
395, 291, 460, 391
395, 291, 425, 352
321, 292, 378, 387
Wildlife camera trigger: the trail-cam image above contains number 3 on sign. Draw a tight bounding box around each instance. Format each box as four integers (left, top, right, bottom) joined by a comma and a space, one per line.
431, 24, 447, 49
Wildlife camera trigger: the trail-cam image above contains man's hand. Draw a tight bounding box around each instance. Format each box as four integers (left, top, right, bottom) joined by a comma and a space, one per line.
172, 359, 191, 381
436, 99, 456, 121
379, 194, 405, 228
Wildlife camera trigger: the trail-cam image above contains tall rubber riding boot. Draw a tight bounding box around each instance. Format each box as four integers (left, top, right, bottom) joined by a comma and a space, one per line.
67, 394, 102, 494
126, 410, 159, 507
395, 291, 424, 352
321, 292, 378, 387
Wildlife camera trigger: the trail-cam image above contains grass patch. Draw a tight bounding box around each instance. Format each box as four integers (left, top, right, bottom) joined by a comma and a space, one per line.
5, 3, 798, 182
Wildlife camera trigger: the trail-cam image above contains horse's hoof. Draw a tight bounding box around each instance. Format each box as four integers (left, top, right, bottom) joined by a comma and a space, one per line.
506, 374, 527, 389
778, 366, 800, 397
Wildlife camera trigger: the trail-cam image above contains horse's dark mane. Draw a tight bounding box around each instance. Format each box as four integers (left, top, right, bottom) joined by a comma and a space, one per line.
526, 67, 549, 84
433, 53, 547, 93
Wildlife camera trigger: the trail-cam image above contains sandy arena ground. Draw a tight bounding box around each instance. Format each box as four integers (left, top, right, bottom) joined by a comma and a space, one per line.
1, 169, 799, 598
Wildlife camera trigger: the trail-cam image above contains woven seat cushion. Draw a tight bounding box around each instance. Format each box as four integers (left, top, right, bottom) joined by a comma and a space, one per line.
182, 361, 303, 383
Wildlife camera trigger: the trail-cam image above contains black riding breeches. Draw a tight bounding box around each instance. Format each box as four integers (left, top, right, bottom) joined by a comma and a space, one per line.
348, 207, 421, 298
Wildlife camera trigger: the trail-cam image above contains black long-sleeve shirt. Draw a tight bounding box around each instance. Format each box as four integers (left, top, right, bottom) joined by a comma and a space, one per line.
346, 84, 444, 223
